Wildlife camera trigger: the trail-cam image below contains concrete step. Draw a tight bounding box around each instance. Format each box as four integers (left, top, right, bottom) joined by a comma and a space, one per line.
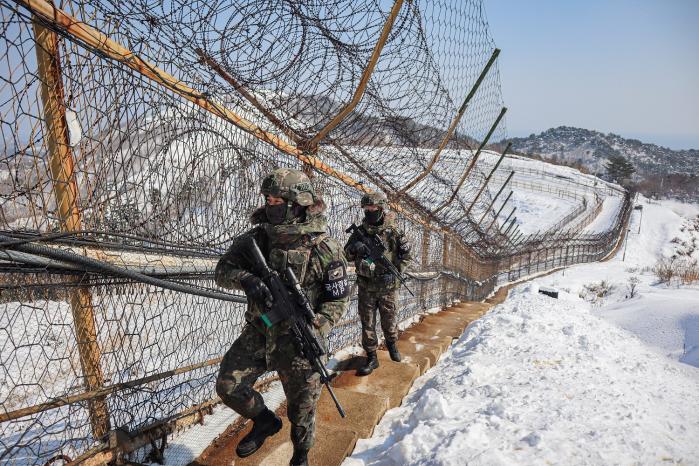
485, 287, 510, 304
399, 329, 453, 353
316, 387, 389, 438
446, 304, 490, 319
451, 301, 491, 313
421, 311, 473, 329
409, 320, 465, 340
333, 350, 419, 408
394, 339, 441, 374
228, 416, 357, 466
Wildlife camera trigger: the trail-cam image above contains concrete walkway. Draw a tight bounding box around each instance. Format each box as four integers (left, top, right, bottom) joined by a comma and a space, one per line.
192, 295, 505, 466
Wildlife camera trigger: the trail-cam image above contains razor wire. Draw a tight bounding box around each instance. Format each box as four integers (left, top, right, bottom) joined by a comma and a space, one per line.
0, 0, 631, 464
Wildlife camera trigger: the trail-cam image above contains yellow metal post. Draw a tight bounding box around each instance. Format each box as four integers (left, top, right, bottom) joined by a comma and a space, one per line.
32, 18, 110, 439
440, 232, 450, 303
307, 0, 405, 149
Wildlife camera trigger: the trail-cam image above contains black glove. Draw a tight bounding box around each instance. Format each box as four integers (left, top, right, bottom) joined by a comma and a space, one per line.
240, 273, 273, 308
351, 241, 370, 258
380, 274, 395, 286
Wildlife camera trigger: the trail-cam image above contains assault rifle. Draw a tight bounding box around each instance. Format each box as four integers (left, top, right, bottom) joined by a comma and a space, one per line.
243, 237, 346, 418
345, 223, 415, 297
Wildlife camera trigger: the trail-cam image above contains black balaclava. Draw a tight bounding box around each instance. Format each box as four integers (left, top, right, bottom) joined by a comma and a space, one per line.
364, 208, 384, 225
265, 202, 287, 225
266, 200, 306, 225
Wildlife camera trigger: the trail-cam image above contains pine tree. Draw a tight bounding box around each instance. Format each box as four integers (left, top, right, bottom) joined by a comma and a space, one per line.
605, 154, 635, 183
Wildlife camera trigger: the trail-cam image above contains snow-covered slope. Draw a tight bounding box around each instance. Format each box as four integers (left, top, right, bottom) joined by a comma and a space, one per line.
507, 126, 698, 178
346, 197, 699, 466
346, 283, 699, 466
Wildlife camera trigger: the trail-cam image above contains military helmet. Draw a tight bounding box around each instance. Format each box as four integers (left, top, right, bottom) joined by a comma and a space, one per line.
260, 168, 315, 206
360, 191, 388, 209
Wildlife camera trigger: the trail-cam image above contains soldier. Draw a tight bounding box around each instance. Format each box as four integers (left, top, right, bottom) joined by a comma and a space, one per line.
344, 192, 412, 376
214, 168, 350, 466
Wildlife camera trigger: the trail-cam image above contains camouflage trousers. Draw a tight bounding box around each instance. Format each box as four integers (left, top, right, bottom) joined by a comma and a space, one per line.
357, 286, 398, 353
215, 324, 322, 451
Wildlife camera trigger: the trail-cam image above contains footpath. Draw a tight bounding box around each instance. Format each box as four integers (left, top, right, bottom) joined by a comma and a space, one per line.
192, 286, 509, 466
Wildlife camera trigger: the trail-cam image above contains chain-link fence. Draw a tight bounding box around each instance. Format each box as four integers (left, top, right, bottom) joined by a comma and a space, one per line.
0, 1, 630, 464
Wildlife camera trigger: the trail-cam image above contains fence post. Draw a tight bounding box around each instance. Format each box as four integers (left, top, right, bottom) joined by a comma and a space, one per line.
32, 19, 110, 439
485, 190, 513, 233
433, 107, 507, 214
308, 0, 405, 149
463, 143, 511, 220
400, 48, 501, 193
419, 225, 431, 309
478, 172, 514, 227
441, 232, 450, 305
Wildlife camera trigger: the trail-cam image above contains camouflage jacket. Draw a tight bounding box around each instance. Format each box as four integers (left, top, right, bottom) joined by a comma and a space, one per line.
344, 211, 412, 292
215, 203, 349, 352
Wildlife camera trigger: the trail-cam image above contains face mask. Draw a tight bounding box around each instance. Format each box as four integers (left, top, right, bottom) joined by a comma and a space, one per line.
364, 209, 384, 225
265, 201, 306, 225
265, 203, 288, 225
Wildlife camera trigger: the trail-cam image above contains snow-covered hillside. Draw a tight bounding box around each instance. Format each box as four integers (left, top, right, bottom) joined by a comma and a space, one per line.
507, 126, 698, 178
346, 197, 699, 466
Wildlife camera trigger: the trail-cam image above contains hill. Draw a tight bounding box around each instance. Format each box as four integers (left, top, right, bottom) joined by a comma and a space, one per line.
504, 126, 698, 200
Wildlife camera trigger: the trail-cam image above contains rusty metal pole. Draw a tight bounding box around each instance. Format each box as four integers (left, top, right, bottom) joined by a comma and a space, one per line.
400, 48, 501, 194
419, 225, 431, 309
485, 190, 513, 233
32, 18, 110, 438
195, 48, 304, 145
440, 232, 449, 305
459, 143, 511, 222
308, 0, 405, 149
478, 171, 514, 226
433, 107, 507, 214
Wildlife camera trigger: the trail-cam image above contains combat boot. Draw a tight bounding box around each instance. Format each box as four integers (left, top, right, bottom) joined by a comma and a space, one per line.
236, 408, 282, 458
290, 448, 309, 466
386, 341, 402, 362
356, 351, 379, 376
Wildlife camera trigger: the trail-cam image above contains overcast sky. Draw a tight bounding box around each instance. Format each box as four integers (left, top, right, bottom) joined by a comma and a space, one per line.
486, 0, 699, 150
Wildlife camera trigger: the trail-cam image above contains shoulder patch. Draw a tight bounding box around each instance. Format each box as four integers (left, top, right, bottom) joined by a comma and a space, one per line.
328, 264, 344, 280
322, 259, 350, 300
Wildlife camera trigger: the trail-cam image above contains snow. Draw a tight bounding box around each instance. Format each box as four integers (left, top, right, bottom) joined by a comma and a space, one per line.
346, 283, 699, 466
346, 196, 699, 466
507, 190, 578, 234
538, 196, 699, 366
582, 195, 622, 233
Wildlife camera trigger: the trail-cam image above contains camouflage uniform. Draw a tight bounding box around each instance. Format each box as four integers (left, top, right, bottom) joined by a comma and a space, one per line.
215, 169, 349, 454
344, 194, 411, 353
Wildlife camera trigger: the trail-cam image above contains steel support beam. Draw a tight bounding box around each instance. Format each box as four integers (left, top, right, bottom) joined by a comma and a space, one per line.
459, 143, 511, 222
399, 48, 501, 193
478, 171, 514, 226
32, 16, 109, 438
307, 0, 405, 149
433, 107, 507, 214
485, 190, 513, 233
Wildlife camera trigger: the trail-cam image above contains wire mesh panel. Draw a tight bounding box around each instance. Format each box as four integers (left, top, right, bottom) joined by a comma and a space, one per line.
0, 0, 631, 464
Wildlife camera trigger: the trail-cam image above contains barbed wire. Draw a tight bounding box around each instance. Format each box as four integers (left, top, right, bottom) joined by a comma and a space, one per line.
0, 0, 631, 463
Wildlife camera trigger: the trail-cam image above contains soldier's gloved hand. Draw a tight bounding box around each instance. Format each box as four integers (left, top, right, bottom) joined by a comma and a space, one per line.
352, 242, 370, 258
240, 273, 273, 308
380, 274, 395, 286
